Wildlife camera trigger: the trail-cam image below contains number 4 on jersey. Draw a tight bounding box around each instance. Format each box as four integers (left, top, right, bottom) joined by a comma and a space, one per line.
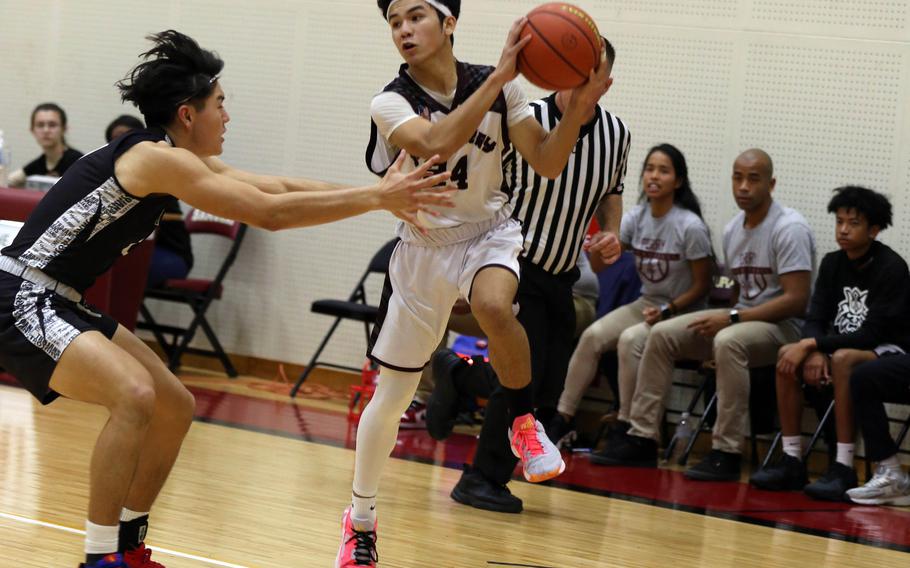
414, 155, 468, 190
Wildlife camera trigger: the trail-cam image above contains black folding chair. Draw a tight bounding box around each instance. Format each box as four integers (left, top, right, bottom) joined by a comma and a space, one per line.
138, 209, 247, 377
289, 238, 398, 398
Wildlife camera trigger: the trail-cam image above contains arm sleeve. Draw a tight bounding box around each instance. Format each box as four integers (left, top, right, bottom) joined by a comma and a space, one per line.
683, 218, 712, 260
370, 92, 419, 140
503, 80, 533, 127
801, 254, 833, 341
619, 209, 636, 246
609, 122, 631, 195
773, 220, 815, 275
816, 255, 910, 353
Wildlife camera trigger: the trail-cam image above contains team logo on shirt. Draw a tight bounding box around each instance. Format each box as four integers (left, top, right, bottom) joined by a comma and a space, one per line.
834, 286, 869, 333
731, 251, 773, 300
633, 238, 678, 283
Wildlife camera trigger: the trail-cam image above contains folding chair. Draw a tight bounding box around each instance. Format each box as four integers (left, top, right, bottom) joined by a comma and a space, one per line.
289, 238, 398, 398
138, 209, 247, 377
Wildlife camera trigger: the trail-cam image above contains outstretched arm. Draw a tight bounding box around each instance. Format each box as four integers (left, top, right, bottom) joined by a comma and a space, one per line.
201, 157, 343, 194
117, 143, 452, 231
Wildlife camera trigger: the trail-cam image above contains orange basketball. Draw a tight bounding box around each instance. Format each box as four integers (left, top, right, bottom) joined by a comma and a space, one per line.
517, 3, 601, 91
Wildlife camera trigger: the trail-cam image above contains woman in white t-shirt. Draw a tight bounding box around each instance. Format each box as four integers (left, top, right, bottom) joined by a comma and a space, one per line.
555, 143, 713, 438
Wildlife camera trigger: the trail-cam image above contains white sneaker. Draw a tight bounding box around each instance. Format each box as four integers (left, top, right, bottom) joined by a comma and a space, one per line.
509, 414, 566, 483
846, 466, 910, 506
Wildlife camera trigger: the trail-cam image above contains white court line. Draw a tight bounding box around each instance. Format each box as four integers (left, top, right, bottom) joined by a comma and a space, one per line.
0, 511, 250, 568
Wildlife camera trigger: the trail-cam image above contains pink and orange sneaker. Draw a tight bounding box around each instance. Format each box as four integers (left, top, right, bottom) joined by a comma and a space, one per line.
509, 414, 566, 482
124, 544, 164, 568
335, 508, 378, 568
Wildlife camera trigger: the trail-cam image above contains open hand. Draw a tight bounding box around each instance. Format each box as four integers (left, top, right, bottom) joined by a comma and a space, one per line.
687, 313, 730, 338
567, 46, 612, 114
378, 151, 455, 232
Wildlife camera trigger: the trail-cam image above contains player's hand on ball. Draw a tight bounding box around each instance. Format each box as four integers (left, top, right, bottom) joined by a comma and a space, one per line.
378, 151, 455, 232
493, 17, 531, 84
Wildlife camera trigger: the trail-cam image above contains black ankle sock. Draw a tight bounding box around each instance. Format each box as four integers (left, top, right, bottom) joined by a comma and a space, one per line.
504, 384, 534, 422
118, 514, 149, 552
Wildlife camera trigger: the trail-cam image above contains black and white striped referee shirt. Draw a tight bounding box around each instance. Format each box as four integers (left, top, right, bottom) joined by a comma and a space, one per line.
508, 94, 631, 275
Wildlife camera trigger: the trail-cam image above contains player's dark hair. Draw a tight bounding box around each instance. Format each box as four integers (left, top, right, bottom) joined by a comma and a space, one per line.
104, 114, 144, 143
827, 185, 892, 230
30, 102, 69, 145
638, 143, 704, 220
376, 0, 460, 45
117, 30, 224, 128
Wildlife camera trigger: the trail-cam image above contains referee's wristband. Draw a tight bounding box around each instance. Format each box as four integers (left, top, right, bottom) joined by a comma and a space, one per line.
659, 303, 674, 321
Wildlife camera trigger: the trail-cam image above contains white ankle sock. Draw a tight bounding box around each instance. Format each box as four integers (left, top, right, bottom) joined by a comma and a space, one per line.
120, 508, 149, 523
782, 436, 802, 459
836, 443, 855, 467
880, 455, 901, 473
85, 520, 119, 555
351, 492, 377, 527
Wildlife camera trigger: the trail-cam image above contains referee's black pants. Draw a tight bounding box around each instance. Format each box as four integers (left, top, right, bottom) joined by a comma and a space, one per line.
472, 258, 578, 485
850, 354, 910, 462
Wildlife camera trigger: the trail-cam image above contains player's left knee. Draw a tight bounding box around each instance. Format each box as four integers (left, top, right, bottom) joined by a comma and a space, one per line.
830, 349, 860, 376
471, 297, 513, 329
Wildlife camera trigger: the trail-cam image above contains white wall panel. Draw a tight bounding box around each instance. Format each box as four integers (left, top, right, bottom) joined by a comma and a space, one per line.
1, 0, 908, 371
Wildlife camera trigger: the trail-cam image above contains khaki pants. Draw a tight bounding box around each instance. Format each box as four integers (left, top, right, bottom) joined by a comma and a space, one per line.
557, 297, 658, 418
627, 308, 801, 453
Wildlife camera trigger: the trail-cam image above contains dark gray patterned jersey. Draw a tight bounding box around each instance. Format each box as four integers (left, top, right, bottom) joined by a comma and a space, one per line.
1, 128, 174, 292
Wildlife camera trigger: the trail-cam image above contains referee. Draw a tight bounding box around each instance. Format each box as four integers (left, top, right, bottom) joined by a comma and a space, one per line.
429, 38, 632, 513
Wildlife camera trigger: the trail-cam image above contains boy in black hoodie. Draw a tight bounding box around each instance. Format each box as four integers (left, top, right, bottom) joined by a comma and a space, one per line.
750, 186, 910, 501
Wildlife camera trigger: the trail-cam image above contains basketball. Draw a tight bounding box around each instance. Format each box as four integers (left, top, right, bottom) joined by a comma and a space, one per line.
517, 3, 602, 91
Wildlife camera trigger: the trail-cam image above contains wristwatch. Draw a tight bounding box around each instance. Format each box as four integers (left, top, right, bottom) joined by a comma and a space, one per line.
660, 304, 673, 321
729, 309, 741, 324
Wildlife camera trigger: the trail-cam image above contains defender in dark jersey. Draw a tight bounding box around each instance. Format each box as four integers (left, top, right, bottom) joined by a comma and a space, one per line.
336, 2, 611, 567
0, 30, 452, 568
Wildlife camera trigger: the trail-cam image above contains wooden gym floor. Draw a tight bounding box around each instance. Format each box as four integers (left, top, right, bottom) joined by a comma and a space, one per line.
0, 371, 908, 567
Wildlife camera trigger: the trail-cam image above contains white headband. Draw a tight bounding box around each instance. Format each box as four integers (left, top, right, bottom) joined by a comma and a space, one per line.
386, 0, 453, 20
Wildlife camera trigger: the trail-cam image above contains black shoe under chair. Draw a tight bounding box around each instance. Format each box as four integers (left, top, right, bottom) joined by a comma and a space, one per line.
589, 432, 658, 468
685, 449, 742, 481
450, 465, 523, 514
804, 462, 858, 501
426, 350, 468, 441
749, 454, 809, 491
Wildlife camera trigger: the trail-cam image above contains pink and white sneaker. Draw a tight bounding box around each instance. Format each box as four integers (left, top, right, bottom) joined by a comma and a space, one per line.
509, 414, 566, 483
335, 508, 378, 567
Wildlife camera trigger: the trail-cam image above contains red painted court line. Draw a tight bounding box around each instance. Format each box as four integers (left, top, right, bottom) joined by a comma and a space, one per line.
187, 386, 910, 551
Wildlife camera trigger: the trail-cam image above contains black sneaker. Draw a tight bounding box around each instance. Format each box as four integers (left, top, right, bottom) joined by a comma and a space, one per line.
749, 454, 808, 491
546, 414, 576, 449
804, 462, 858, 501
426, 350, 468, 440
685, 449, 742, 481
450, 465, 523, 514
589, 433, 657, 467
79, 555, 128, 568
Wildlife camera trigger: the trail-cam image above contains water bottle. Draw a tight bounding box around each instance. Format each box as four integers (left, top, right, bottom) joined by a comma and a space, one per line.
0, 130, 8, 187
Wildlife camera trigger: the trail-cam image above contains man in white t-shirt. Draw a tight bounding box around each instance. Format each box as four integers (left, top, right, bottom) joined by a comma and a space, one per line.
596, 149, 816, 482
336, 2, 611, 566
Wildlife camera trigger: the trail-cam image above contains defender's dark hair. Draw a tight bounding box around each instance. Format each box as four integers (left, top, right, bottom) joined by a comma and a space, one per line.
638, 143, 703, 219
116, 30, 224, 128
30, 102, 69, 145
827, 185, 893, 230
377, 0, 461, 45
104, 114, 145, 143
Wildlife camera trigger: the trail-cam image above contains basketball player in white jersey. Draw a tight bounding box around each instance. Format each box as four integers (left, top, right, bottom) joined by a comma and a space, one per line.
335, 2, 611, 566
